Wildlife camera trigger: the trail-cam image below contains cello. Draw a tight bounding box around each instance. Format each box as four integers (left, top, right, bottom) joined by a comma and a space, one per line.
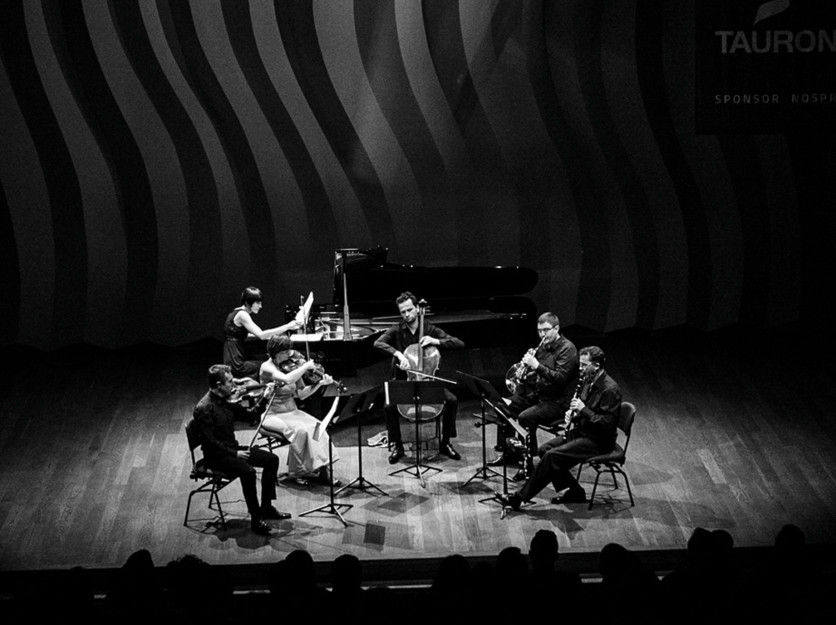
396, 299, 445, 422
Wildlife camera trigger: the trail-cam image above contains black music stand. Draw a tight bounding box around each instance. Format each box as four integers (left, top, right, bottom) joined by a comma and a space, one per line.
386, 380, 447, 487
455, 372, 503, 488
299, 397, 352, 526
455, 374, 528, 518
335, 386, 388, 497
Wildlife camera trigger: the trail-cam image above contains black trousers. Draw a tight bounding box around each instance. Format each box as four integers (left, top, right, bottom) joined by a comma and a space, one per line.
207, 448, 279, 518
517, 435, 604, 501
496, 392, 567, 457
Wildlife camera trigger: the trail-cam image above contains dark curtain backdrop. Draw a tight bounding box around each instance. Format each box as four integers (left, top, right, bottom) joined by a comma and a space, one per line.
1, 0, 834, 349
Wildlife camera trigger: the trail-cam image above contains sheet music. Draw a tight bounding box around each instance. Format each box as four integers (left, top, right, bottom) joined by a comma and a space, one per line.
290, 333, 323, 342
484, 398, 528, 438
313, 395, 341, 442
295, 291, 314, 325
506, 417, 528, 438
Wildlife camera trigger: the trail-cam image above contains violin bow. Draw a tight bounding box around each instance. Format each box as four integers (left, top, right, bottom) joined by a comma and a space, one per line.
300, 294, 312, 362
248, 382, 277, 450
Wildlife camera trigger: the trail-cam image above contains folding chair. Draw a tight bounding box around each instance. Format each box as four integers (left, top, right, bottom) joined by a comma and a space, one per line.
576, 401, 636, 510
183, 418, 235, 528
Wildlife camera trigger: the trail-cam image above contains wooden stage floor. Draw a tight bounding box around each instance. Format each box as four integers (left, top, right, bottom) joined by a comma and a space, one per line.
1, 324, 835, 579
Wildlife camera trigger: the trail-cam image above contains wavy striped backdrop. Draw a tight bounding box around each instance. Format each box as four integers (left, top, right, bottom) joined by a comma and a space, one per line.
1, 0, 833, 348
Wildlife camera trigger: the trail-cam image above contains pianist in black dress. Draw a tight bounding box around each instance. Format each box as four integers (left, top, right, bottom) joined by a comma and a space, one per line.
374, 291, 465, 464
223, 286, 301, 380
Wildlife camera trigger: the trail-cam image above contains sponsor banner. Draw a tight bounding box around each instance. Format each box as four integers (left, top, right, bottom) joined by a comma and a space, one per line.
696, 0, 836, 133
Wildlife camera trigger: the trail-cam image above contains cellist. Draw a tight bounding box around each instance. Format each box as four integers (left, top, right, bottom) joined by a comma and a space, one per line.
374, 291, 465, 464
490, 312, 579, 480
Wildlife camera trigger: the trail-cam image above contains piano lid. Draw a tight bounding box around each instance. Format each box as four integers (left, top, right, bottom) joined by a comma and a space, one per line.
332, 247, 538, 316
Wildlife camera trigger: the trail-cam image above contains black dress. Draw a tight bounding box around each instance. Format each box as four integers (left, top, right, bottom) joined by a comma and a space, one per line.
222, 309, 260, 379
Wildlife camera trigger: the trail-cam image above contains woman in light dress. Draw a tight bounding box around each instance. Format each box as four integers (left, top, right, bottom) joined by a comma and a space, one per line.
258, 335, 340, 486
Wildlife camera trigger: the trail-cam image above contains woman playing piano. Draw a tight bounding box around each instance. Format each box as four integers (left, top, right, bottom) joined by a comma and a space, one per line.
223, 286, 301, 380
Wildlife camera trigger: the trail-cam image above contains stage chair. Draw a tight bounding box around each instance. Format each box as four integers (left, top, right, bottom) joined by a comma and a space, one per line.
401, 407, 441, 453
387, 379, 444, 454
576, 401, 636, 510
183, 418, 236, 529
387, 380, 446, 486
249, 428, 290, 454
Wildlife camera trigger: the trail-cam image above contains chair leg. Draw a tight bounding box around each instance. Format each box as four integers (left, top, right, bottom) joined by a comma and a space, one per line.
609, 467, 620, 490
588, 469, 602, 510
620, 469, 635, 507
609, 466, 634, 507
185, 482, 227, 529
184, 491, 195, 527
587, 465, 634, 509
210, 485, 227, 528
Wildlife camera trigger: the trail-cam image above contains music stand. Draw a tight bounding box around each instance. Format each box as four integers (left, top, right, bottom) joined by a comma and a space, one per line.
454, 372, 503, 488
453, 374, 527, 517
386, 380, 447, 487
335, 386, 388, 497
299, 394, 353, 526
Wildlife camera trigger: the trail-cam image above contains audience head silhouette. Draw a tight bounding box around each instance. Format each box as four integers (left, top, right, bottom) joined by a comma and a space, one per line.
331, 553, 363, 594
10, 522, 829, 623
529, 528, 559, 571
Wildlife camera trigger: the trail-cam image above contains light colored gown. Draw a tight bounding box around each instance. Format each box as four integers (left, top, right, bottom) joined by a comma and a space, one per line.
258, 373, 336, 478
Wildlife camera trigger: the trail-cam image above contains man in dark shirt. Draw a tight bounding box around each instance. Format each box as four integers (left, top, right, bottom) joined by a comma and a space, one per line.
500, 345, 622, 509
494, 312, 579, 479
374, 291, 465, 464
193, 364, 290, 535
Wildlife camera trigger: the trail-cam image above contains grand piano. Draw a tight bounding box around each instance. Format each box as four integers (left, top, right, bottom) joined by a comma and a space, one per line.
285, 247, 539, 377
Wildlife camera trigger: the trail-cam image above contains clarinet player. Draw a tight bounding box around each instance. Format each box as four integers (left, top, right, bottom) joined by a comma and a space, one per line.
499, 346, 622, 510
490, 312, 579, 480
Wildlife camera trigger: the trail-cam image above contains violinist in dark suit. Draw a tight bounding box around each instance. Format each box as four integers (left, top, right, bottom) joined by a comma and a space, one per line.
499, 345, 622, 510
193, 364, 290, 535
374, 292, 465, 464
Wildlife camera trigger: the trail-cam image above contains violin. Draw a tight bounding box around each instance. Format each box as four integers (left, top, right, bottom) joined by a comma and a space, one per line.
279, 350, 346, 394
227, 381, 268, 409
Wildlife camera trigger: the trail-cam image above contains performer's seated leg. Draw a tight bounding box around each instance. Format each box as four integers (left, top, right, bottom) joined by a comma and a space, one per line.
490, 392, 532, 465
385, 403, 405, 464
519, 398, 565, 458
439, 389, 460, 459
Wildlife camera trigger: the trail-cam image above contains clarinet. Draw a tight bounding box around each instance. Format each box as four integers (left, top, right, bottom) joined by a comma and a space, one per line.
514, 335, 549, 476
507, 423, 534, 479
521, 431, 533, 478
563, 376, 584, 435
